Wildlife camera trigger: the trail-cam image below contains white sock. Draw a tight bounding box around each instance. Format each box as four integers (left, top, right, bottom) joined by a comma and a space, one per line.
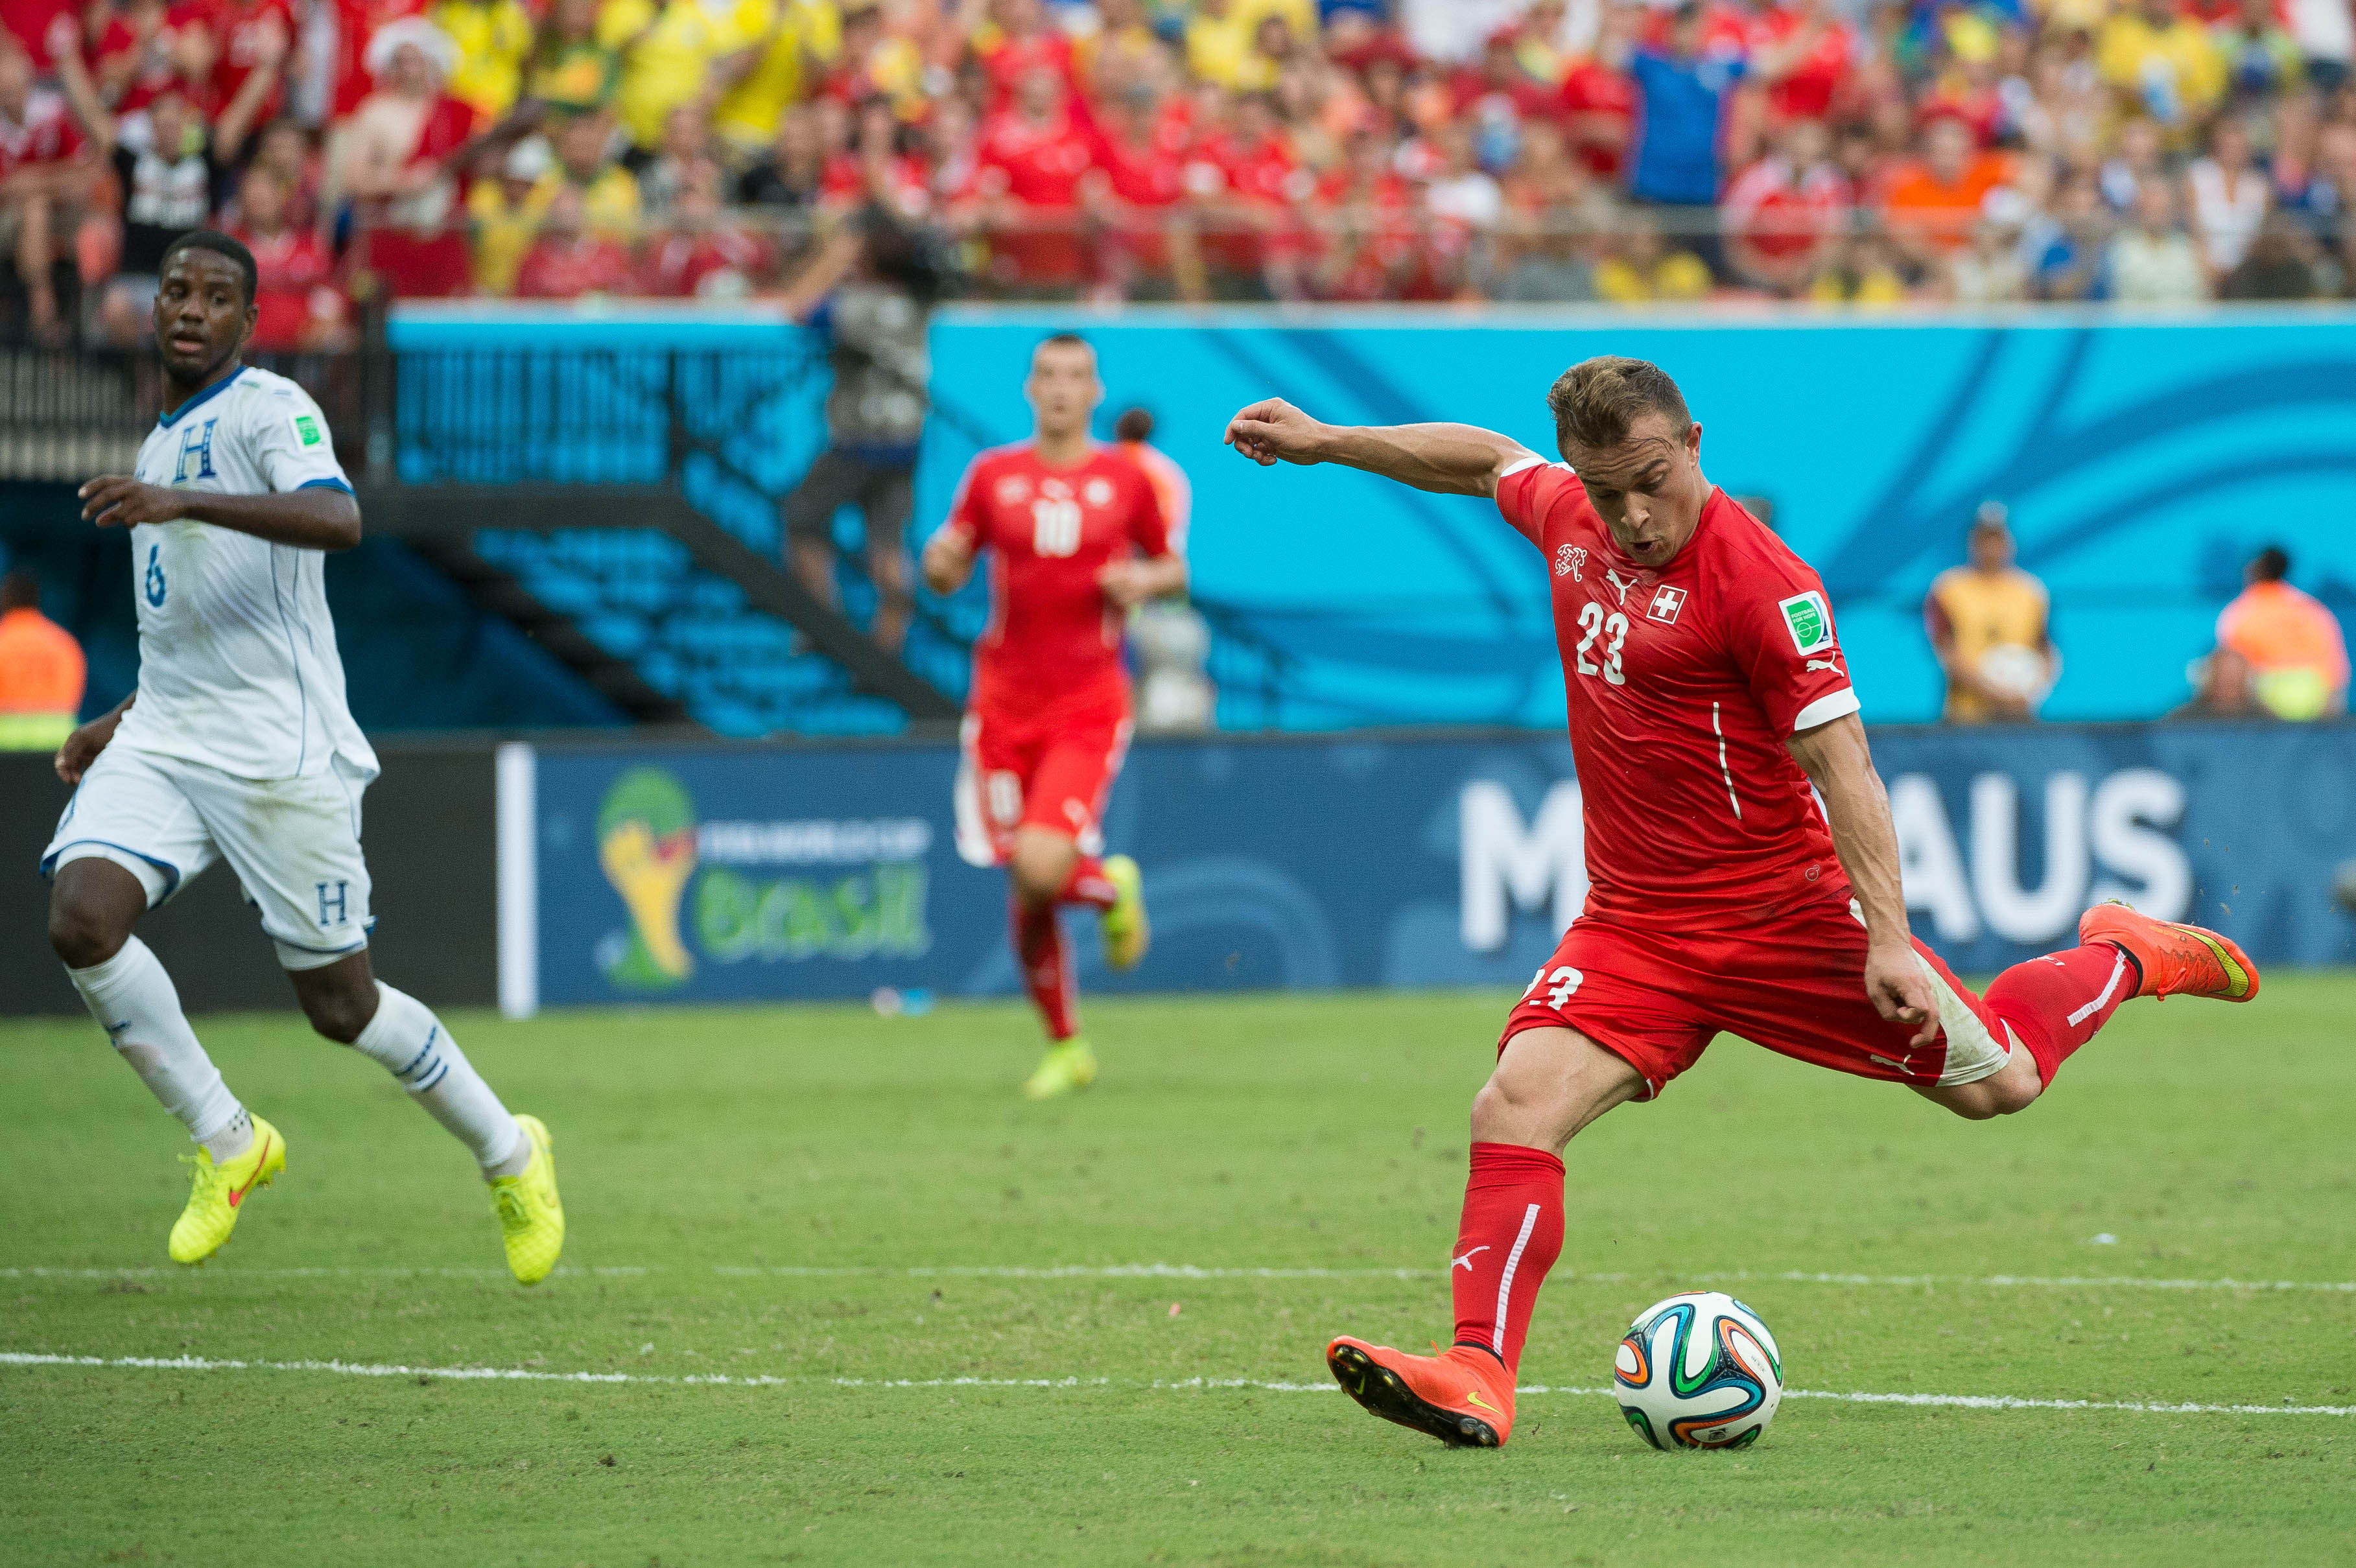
348, 982, 524, 1173
204, 1106, 255, 1164
69, 937, 243, 1149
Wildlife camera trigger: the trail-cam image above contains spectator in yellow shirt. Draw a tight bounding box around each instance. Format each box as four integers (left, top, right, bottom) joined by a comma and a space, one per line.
2099, 0, 2226, 137
432, 0, 537, 118
1924, 503, 2058, 722
599, 0, 770, 150
469, 134, 559, 294
1186, 0, 1315, 90
713, 0, 842, 158
528, 0, 624, 116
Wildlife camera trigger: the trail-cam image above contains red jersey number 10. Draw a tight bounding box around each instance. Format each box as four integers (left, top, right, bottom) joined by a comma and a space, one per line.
1033, 497, 1083, 557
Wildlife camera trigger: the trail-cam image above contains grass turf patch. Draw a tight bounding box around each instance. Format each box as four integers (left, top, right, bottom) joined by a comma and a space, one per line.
3, 978, 2353, 1564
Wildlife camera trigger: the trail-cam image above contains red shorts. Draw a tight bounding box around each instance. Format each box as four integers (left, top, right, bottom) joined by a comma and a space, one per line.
953, 697, 1131, 867
1498, 892, 2010, 1099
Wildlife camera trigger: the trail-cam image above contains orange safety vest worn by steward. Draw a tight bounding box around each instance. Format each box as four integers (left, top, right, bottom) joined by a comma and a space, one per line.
2217, 580, 2350, 720
0, 605, 88, 750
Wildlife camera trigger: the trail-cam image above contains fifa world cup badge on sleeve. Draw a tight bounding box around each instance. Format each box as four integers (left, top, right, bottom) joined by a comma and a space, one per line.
294, 413, 324, 448
1778, 591, 1833, 654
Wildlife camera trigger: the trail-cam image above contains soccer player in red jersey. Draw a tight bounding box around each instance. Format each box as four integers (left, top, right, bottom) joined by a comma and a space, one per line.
923, 334, 1186, 1099
1225, 357, 2260, 1450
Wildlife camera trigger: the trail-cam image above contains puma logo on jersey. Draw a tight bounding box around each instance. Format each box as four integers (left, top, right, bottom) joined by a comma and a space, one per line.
1806, 656, 1843, 672
1604, 568, 1636, 606
1554, 544, 1586, 580
1452, 1246, 1491, 1272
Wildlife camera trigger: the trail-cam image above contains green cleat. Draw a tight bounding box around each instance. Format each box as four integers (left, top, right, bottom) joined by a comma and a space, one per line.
1098, 854, 1149, 972
1023, 1038, 1098, 1100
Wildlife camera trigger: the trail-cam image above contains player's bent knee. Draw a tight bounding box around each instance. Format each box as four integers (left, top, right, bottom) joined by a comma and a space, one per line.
46, 871, 139, 970
47, 896, 121, 969
298, 985, 378, 1045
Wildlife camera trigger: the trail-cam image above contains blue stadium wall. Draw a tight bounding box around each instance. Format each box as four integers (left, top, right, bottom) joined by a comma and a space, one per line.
916, 307, 2356, 727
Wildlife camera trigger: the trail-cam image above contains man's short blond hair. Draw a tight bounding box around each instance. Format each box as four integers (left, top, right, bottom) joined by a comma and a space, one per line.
1546, 356, 1692, 452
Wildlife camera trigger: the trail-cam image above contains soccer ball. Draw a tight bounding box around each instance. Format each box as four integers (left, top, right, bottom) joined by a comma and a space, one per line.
1612, 1291, 1783, 1451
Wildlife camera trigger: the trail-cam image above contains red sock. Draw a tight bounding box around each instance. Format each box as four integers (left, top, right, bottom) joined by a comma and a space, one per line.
1012, 898, 1077, 1041
1981, 942, 2139, 1088
1059, 856, 1116, 910
1449, 1143, 1565, 1374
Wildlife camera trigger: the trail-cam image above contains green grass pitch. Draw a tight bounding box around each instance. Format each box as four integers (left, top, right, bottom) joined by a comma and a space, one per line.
4, 976, 2353, 1565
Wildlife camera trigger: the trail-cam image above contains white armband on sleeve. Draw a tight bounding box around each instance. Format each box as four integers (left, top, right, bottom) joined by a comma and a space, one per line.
1792, 687, 1862, 733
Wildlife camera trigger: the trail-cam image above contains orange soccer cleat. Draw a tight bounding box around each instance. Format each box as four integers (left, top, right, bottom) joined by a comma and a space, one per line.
2079, 900, 2259, 1003
1326, 1337, 1516, 1449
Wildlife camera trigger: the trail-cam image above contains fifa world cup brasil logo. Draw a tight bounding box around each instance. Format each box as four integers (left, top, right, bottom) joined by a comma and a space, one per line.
596, 767, 698, 988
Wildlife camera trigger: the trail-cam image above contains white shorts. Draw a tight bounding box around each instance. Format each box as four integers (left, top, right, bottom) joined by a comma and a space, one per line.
42, 743, 377, 970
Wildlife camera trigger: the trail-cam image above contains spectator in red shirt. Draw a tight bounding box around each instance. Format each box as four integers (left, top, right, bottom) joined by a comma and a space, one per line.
184, 0, 292, 131
1, 31, 94, 344
1561, 5, 1640, 180
231, 162, 348, 348
1186, 90, 1310, 298
1723, 113, 1850, 292
515, 181, 633, 297
1312, 124, 1424, 301
967, 60, 1096, 290
1753, 0, 1855, 123
1083, 79, 1202, 300
820, 93, 933, 221
1450, 31, 1559, 124
338, 17, 480, 298
640, 161, 767, 297
91, 0, 185, 115
972, 0, 1074, 112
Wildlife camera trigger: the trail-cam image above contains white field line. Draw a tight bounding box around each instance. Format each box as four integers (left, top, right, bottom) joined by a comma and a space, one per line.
5, 1263, 2354, 1293
3, 1352, 2351, 1418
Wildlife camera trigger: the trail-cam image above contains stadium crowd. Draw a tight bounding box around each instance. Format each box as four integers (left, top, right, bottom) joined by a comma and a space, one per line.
4, 0, 2356, 336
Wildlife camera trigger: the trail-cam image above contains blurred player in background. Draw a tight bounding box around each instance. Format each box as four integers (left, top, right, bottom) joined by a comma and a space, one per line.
1925, 501, 2058, 722
1227, 356, 2261, 1451
41, 232, 565, 1282
923, 334, 1186, 1099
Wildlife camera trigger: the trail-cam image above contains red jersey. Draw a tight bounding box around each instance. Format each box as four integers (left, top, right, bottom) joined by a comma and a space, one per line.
0, 86, 82, 178
187, 0, 290, 123
945, 441, 1175, 718
0, 0, 75, 62
238, 224, 342, 349
974, 106, 1095, 207
1497, 460, 1860, 928
1559, 59, 1636, 179
1754, 6, 1854, 121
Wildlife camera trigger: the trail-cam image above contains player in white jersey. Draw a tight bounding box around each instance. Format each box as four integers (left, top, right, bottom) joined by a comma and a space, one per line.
41, 231, 566, 1283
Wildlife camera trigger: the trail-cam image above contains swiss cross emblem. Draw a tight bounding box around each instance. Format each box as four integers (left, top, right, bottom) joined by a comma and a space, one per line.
1553, 544, 1586, 580
1647, 585, 1687, 624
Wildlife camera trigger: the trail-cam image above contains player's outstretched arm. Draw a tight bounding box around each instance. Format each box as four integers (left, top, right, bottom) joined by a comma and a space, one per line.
1787, 712, 1939, 1047
78, 478, 363, 552
1223, 399, 1540, 498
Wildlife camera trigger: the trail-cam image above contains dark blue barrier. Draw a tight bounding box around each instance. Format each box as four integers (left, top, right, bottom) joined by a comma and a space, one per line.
512, 721, 2355, 1011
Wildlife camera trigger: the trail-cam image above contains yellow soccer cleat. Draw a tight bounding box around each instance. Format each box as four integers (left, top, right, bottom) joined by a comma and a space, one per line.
1099, 854, 1149, 972
169, 1116, 287, 1266
490, 1114, 565, 1285
1023, 1038, 1098, 1101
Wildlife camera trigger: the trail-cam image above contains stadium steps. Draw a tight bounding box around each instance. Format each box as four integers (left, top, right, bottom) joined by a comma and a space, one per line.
357, 483, 960, 734
395, 528, 694, 727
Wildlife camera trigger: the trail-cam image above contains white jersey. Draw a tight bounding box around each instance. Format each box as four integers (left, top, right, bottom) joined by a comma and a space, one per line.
111, 365, 377, 782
